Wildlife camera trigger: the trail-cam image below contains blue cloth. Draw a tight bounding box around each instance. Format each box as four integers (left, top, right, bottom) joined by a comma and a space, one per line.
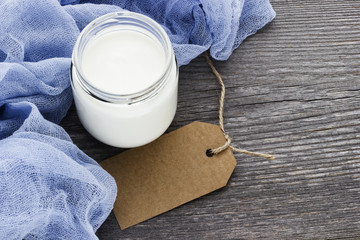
0, 0, 275, 239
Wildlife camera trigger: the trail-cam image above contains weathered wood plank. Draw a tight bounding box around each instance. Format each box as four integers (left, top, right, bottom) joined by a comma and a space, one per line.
61, 0, 360, 239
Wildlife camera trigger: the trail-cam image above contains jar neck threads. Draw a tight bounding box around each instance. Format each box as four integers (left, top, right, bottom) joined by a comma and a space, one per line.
71, 12, 175, 104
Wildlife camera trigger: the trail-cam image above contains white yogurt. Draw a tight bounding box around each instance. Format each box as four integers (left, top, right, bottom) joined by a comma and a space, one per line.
71, 12, 178, 148
82, 31, 166, 95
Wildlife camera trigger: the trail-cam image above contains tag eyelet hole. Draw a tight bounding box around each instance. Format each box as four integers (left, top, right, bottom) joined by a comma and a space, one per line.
206, 149, 214, 157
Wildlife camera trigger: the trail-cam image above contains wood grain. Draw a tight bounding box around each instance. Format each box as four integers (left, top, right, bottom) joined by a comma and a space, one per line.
60, 0, 360, 239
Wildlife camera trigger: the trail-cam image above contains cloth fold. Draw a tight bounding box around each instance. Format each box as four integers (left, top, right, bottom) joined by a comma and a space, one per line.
0, 102, 117, 239
0, 0, 275, 239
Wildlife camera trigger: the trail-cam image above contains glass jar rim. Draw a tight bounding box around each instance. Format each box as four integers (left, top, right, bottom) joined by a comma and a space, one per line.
71, 11, 174, 104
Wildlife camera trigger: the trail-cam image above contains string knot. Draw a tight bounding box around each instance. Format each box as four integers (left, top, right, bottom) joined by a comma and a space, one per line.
210, 134, 231, 155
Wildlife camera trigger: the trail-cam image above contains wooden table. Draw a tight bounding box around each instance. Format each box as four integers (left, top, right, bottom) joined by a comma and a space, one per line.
61, 0, 360, 239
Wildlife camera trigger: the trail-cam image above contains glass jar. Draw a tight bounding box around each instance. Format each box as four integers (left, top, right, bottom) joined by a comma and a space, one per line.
71, 12, 178, 148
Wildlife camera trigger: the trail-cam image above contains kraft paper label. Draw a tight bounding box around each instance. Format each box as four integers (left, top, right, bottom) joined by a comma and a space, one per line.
100, 121, 237, 229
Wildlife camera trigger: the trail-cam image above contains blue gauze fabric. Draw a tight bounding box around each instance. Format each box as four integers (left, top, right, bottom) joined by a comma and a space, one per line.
0, 0, 275, 239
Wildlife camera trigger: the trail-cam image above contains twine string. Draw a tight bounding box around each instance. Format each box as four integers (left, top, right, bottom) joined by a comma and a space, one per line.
204, 52, 274, 160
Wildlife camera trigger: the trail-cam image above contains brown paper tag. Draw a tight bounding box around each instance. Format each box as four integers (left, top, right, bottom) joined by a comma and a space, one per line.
100, 121, 237, 229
